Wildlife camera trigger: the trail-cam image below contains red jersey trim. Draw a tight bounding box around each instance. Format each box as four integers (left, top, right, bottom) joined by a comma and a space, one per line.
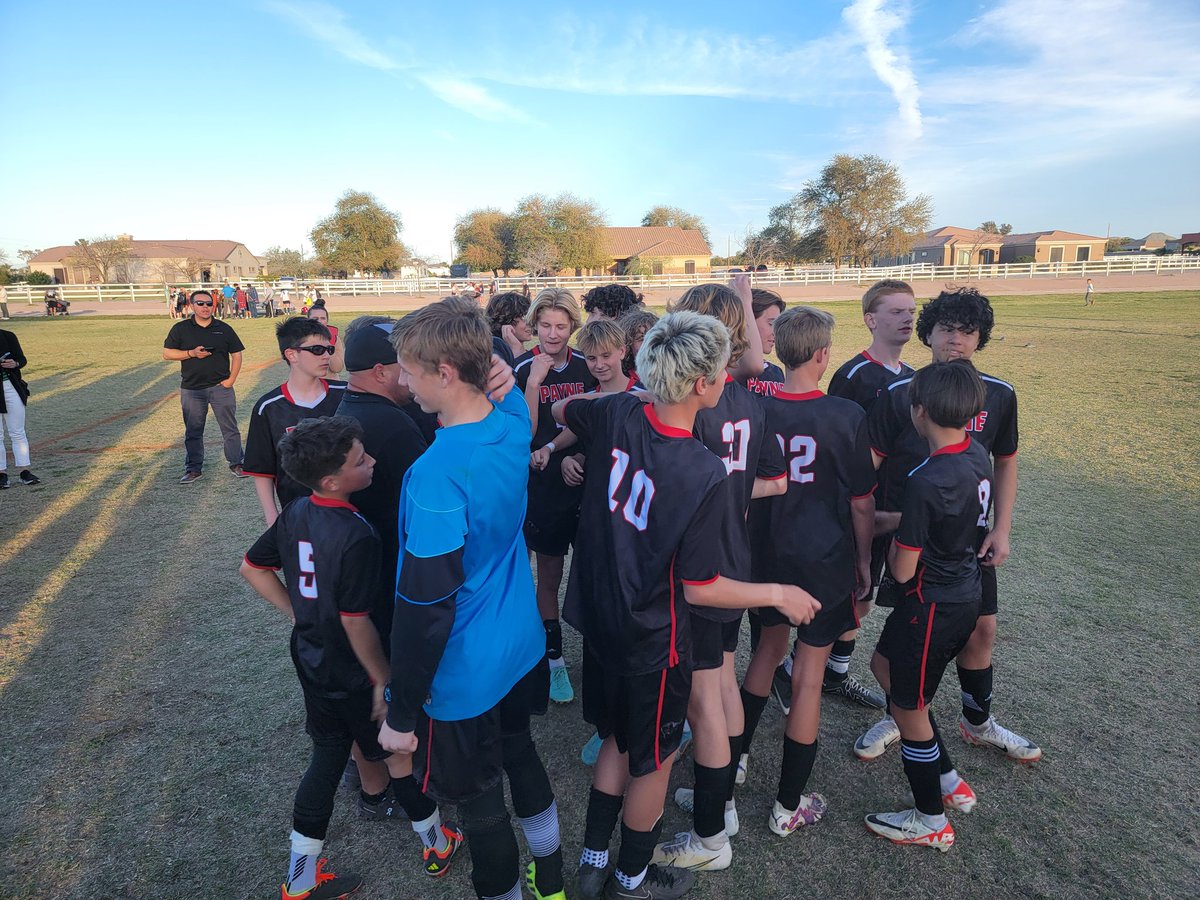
644, 405, 692, 439
995, 449, 1018, 459
241, 554, 279, 571
932, 436, 971, 456
667, 555, 681, 667
871, 446, 889, 458
311, 495, 359, 511
281, 379, 330, 406
244, 471, 276, 480
338, 610, 370, 617
851, 483, 878, 499
681, 574, 720, 586
894, 540, 922, 552
763, 472, 788, 481
862, 349, 904, 373
774, 389, 824, 401
724, 373, 734, 384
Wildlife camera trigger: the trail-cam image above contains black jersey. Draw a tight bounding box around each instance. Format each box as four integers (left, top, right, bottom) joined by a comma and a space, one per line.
869, 368, 1018, 511
895, 438, 994, 605
563, 393, 735, 675
828, 350, 914, 412
691, 376, 786, 616
245, 496, 382, 696
749, 390, 877, 603
742, 361, 785, 398
243, 380, 349, 509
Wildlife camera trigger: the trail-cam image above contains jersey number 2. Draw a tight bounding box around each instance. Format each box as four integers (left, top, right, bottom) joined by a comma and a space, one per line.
298, 541, 318, 599
776, 434, 817, 483
609, 449, 655, 531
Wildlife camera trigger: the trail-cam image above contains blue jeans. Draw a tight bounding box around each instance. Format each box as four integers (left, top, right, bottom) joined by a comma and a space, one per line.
180, 385, 242, 473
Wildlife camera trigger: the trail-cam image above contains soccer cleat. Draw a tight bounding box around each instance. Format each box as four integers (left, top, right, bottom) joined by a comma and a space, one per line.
179, 471, 202, 485
768, 793, 828, 836
651, 830, 732, 872
603, 864, 695, 899
672, 788, 739, 836
18, 470, 39, 485
581, 730, 604, 766
526, 860, 567, 900
823, 673, 886, 709
864, 808, 955, 852
853, 715, 900, 760
550, 665, 575, 703
0, 473, 8, 489
943, 777, 978, 813
959, 715, 1042, 762
771, 663, 793, 715
576, 861, 612, 899
281, 859, 363, 899
423, 823, 464, 877
734, 752, 749, 786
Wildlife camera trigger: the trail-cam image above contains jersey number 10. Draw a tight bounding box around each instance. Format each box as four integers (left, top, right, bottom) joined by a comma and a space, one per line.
609, 449, 655, 531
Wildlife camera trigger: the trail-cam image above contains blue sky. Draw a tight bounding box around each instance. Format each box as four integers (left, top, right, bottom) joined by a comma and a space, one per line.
2, 0, 1198, 265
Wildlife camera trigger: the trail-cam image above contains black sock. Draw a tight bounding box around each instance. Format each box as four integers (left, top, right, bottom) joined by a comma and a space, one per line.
692, 762, 727, 839
748, 613, 762, 652
740, 687, 769, 754
360, 786, 388, 805
957, 664, 994, 726
901, 736, 943, 816
776, 737, 818, 810
929, 713, 955, 774
390, 774, 436, 823
823, 639, 855, 686
616, 818, 663, 881
544, 619, 563, 660
725, 734, 744, 802
583, 788, 624, 852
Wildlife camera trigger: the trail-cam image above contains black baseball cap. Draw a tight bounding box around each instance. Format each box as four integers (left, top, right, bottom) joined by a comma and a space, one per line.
344, 322, 398, 371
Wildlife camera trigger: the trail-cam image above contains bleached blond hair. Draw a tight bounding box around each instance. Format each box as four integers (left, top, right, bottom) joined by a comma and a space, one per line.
636, 311, 730, 404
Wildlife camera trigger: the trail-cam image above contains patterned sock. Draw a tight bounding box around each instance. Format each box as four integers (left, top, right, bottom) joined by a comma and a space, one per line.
901, 737, 943, 816
286, 831, 324, 894
957, 664, 994, 726
824, 639, 854, 685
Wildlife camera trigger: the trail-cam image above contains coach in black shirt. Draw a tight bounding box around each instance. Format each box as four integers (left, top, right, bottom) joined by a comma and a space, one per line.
162, 289, 246, 484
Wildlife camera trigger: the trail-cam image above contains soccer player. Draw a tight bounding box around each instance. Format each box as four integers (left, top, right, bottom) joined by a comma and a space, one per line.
487, 290, 533, 364
553, 310, 820, 900
617, 307, 658, 382
241, 416, 460, 900
863, 361, 991, 851
582, 283, 644, 322
378, 298, 565, 900
741, 288, 785, 398
513, 289, 597, 703
243, 317, 348, 526
736, 307, 876, 835
856, 288, 1041, 764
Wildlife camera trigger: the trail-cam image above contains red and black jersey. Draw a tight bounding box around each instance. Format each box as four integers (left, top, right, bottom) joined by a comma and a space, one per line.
749, 390, 876, 604
895, 438, 994, 605
742, 361, 785, 398
691, 376, 786, 610
869, 367, 1018, 511
562, 393, 735, 675
243, 380, 349, 509
828, 350, 915, 412
244, 496, 382, 696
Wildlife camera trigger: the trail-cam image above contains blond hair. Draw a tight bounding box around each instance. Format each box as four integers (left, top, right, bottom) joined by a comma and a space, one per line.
525, 288, 582, 332
636, 311, 730, 404
773, 306, 835, 369
390, 296, 490, 392
576, 319, 626, 356
671, 283, 749, 365
861, 279, 914, 315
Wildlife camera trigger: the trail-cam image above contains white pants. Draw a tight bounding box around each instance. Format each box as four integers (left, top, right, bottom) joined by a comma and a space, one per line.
0, 379, 30, 470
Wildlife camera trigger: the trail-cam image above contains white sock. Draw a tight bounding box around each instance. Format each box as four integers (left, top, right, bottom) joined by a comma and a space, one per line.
698, 830, 727, 851
615, 866, 647, 890
286, 831, 324, 892
916, 810, 948, 830
580, 847, 608, 869
412, 809, 448, 852
724, 799, 736, 812
549, 656, 566, 670
482, 880, 522, 900
940, 769, 961, 794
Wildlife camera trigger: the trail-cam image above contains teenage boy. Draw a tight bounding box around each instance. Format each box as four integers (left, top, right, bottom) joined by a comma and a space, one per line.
244, 317, 348, 526
741, 288, 785, 398
737, 307, 876, 835
582, 283, 643, 322
554, 311, 820, 900
513, 289, 597, 703
240, 416, 460, 900
864, 361, 991, 851
378, 298, 565, 900
856, 288, 1040, 763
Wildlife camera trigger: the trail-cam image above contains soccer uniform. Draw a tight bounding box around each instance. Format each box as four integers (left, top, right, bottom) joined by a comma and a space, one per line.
244, 495, 388, 759
513, 347, 597, 555
563, 393, 735, 775
689, 376, 786, 666
749, 390, 877, 645
243, 380, 349, 509
742, 361, 785, 398
876, 438, 993, 709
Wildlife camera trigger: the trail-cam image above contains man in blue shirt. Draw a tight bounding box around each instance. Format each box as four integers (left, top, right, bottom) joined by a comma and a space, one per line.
378, 297, 565, 900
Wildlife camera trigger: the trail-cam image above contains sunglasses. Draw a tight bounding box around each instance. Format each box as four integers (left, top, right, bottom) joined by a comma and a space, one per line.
293, 344, 337, 356
192, 300, 213, 307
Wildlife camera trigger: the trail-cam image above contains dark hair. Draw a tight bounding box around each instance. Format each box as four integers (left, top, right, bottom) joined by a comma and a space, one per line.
189, 290, 213, 304
909, 360, 986, 429
278, 416, 363, 491
276, 316, 332, 359
618, 307, 659, 375
750, 288, 785, 319
581, 283, 643, 319
916, 288, 994, 351
485, 291, 530, 336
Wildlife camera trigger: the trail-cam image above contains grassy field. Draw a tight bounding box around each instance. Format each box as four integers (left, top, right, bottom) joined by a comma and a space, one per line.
1, 290, 1197, 899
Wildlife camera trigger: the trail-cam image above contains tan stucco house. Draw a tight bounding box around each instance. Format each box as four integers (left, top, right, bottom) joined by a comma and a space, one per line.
29, 238, 262, 284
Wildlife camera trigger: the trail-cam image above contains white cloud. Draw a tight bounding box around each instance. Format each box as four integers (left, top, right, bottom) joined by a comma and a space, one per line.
261, 0, 400, 71
418, 76, 537, 125
842, 0, 922, 142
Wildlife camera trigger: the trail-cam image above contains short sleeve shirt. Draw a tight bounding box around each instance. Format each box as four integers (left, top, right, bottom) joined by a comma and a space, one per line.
742, 361, 785, 398
163, 317, 245, 390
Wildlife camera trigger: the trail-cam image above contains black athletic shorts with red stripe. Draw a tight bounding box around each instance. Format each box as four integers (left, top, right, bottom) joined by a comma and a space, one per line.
876, 594, 980, 711
412, 658, 548, 804
689, 612, 741, 670
582, 643, 691, 778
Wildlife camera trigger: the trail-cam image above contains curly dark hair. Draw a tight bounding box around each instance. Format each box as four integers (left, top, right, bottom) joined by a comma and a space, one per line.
916, 288, 995, 351
581, 283, 643, 319
618, 308, 659, 375
485, 291, 530, 337
278, 415, 364, 491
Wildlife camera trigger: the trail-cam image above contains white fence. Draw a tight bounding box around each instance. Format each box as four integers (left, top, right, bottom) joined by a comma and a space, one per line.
5, 254, 1199, 307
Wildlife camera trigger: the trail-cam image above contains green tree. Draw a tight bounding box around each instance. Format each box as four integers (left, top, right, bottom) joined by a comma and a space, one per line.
641, 205, 710, 244
979, 221, 1013, 235
310, 190, 407, 274
454, 208, 509, 275
510, 194, 558, 274
69, 235, 134, 283
549, 193, 608, 273
261, 246, 316, 278
1105, 236, 1131, 253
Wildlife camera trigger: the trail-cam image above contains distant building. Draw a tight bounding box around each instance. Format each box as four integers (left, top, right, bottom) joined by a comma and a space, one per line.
1117, 232, 1181, 253
1181, 233, 1200, 254
599, 226, 712, 276
28, 238, 262, 284
879, 226, 1106, 266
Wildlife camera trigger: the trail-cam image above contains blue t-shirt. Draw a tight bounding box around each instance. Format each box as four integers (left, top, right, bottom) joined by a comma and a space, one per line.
397, 389, 544, 721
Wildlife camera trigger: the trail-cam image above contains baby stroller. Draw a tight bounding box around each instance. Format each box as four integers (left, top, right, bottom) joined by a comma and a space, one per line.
45, 289, 71, 316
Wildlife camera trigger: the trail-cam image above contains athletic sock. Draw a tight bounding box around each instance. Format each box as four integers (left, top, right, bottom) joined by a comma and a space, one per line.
740, 687, 769, 754
544, 619, 563, 661
580, 846, 609, 869
615, 867, 647, 891
390, 774, 438, 836
916, 810, 948, 830
286, 831, 324, 894
481, 880, 522, 900
725, 733, 744, 801
359, 786, 388, 806
412, 809, 448, 852
518, 801, 564, 895
929, 713, 956, 774
615, 818, 662, 890
957, 664, 994, 726
776, 737, 819, 811
940, 768, 961, 795
692, 762, 728, 840
901, 737, 943, 816
824, 639, 854, 686
582, 787, 623, 867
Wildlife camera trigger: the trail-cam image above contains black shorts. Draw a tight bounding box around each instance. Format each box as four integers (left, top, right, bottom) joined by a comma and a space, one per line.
876, 595, 980, 711
525, 470, 582, 556
980, 565, 998, 617
302, 686, 389, 761
582, 644, 691, 778
413, 659, 548, 804
756, 591, 857, 647
688, 613, 739, 670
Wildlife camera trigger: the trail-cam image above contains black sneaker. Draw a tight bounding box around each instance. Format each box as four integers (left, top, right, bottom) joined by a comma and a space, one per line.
771, 663, 793, 715
18, 470, 40, 485
179, 471, 202, 485
577, 862, 611, 899
281, 858, 363, 899
823, 673, 886, 709
0, 473, 9, 489
603, 865, 695, 899
357, 791, 410, 822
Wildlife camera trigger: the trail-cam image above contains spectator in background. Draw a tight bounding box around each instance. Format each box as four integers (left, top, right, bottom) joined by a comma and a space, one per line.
0, 326, 40, 488
2, 284, 12, 320
235, 284, 248, 319
247, 283, 260, 317
220, 283, 235, 318
306, 302, 345, 375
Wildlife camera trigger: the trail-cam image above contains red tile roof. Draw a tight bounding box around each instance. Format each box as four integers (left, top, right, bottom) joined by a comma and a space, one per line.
602, 227, 711, 259
30, 240, 255, 263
